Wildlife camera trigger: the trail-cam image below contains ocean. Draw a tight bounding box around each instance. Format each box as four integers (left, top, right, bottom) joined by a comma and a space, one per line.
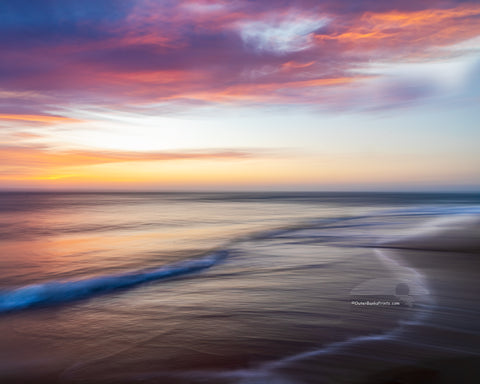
0, 192, 479, 383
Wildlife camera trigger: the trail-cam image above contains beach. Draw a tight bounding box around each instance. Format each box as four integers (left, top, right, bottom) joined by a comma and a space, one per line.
361, 219, 480, 384
0, 192, 479, 383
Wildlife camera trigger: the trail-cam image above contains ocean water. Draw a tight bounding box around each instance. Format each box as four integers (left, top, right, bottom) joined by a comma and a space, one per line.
0, 192, 479, 383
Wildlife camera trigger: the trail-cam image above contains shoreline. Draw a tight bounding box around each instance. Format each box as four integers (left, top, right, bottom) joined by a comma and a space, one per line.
359, 248, 480, 383
359, 216, 480, 384
267, 215, 480, 384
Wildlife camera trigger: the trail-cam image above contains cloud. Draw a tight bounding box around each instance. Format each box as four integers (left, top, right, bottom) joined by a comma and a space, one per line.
0, 144, 261, 177
0, 0, 479, 115
239, 15, 328, 54
0, 114, 82, 124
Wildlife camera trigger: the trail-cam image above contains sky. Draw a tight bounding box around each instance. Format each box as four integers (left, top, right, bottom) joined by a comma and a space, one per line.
1, 0, 479, 191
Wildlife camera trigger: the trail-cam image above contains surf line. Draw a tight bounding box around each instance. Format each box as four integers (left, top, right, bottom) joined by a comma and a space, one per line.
165, 218, 436, 382
0, 250, 229, 313
124, 247, 435, 384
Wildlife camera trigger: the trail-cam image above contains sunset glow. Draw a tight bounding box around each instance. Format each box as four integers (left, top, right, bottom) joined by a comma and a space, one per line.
1, 0, 479, 190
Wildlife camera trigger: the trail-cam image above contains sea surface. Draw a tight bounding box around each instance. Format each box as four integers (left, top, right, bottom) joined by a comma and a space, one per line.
0, 192, 479, 383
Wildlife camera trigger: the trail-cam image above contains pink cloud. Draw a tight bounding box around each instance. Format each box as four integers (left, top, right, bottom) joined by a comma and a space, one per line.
0, 0, 479, 115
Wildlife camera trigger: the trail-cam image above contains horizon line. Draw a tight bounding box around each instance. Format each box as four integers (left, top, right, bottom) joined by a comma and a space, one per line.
0, 189, 479, 194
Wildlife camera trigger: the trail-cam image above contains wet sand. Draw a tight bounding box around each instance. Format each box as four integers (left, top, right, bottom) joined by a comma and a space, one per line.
359, 218, 480, 384
269, 218, 480, 384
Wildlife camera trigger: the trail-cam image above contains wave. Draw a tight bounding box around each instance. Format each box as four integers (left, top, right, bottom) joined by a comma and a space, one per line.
0, 250, 228, 313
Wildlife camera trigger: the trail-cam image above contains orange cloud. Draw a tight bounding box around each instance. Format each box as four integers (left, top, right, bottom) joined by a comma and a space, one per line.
179, 76, 362, 104
281, 61, 315, 70
0, 145, 259, 173
0, 145, 270, 187
314, 5, 480, 53
362, 6, 480, 28
0, 114, 82, 124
